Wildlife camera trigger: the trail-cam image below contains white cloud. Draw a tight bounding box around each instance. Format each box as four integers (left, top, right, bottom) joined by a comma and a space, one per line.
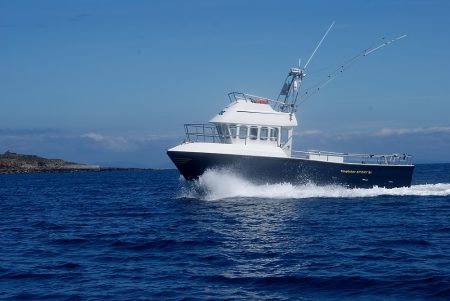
293, 126, 450, 139
80, 132, 104, 142
80, 132, 132, 151
296, 130, 323, 137
133, 133, 183, 142
374, 126, 450, 137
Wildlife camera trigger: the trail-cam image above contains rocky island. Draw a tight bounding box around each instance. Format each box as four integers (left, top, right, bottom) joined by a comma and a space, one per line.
0, 151, 101, 174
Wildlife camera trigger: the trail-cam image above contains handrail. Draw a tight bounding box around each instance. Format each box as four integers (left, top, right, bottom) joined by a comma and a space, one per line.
183, 123, 413, 166
292, 150, 413, 165
227, 92, 284, 105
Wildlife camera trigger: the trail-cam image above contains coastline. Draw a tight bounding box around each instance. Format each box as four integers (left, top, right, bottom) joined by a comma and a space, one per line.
0, 151, 153, 174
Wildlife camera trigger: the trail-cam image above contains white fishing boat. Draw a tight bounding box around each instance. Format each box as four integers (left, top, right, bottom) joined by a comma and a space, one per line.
167, 24, 414, 188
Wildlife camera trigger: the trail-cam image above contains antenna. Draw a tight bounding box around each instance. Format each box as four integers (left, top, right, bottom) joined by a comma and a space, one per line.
304, 21, 335, 70
297, 34, 407, 106
275, 22, 335, 114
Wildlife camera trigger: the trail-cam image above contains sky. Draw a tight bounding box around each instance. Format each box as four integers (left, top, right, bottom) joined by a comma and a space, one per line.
1, 0, 450, 167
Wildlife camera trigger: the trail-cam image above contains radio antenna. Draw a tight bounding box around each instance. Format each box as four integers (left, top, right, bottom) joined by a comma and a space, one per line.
304, 21, 335, 70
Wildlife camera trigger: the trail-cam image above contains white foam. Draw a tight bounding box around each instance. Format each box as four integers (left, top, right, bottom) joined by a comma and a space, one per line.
178, 168, 450, 201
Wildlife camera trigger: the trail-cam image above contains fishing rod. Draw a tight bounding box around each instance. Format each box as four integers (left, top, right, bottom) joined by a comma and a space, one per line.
295, 34, 407, 107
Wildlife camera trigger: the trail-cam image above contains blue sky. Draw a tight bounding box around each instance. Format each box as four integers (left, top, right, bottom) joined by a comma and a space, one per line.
1, 0, 450, 167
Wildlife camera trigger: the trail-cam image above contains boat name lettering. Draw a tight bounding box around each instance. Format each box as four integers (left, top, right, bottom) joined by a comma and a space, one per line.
340, 170, 372, 175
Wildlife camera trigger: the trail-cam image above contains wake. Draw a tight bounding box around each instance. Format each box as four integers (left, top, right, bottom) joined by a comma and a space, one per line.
179, 169, 450, 201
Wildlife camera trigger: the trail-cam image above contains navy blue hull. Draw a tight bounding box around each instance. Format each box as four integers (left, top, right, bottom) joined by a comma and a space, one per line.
167, 151, 414, 188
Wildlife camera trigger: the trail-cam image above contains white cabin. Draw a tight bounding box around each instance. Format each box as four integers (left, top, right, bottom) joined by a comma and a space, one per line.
208, 98, 297, 156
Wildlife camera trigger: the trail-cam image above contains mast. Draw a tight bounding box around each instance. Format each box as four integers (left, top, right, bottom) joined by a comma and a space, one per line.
276, 22, 335, 114
276, 68, 304, 113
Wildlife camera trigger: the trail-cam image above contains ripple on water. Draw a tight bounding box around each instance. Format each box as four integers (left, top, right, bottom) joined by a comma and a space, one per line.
0, 168, 450, 300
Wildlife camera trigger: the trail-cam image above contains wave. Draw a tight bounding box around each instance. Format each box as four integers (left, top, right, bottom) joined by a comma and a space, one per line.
179, 168, 450, 201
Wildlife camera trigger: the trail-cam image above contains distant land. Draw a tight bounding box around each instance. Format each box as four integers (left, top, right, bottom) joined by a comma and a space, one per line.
0, 151, 151, 174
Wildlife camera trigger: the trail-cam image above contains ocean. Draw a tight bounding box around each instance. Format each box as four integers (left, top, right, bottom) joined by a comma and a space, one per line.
1, 164, 450, 300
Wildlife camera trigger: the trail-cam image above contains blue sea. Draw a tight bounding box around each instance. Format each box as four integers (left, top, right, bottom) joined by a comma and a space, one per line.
1, 164, 450, 300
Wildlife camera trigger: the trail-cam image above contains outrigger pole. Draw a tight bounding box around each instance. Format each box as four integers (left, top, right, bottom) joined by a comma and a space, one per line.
296, 34, 407, 106
276, 22, 406, 112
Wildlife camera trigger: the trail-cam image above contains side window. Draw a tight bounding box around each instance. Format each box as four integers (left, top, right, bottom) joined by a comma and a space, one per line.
239, 126, 248, 139
221, 124, 229, 138
229, 124, 237, 138
270, 128, 279, 141
216, 125, 224, 136
281, 128, 289, 145
260, 127, 268, 140
249, 126, 258, 140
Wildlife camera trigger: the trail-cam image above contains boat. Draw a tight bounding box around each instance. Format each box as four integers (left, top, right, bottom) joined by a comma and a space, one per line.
167, 26, 414, 188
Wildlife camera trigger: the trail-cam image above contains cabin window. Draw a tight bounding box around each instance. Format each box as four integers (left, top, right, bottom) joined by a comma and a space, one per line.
215, 125, 229, 142
270, 128, 279, 141
229, 124, 237, 138
239, 126, 248, 139
249, 126, 258, 140
216, 125, 224, 137
260, 127, 269, 140
218, 125, 229, 139
281, 128, 290, 145
222, 124, 230, 138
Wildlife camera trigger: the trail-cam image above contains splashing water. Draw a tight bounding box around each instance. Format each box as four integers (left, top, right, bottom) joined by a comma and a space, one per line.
179, 168, 450, 201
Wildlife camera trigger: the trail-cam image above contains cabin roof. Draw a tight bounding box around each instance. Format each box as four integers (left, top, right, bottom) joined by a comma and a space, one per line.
209, 100, 298, 127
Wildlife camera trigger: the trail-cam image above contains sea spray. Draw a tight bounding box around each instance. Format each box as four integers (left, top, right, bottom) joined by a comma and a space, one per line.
178, 168, 450, 201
